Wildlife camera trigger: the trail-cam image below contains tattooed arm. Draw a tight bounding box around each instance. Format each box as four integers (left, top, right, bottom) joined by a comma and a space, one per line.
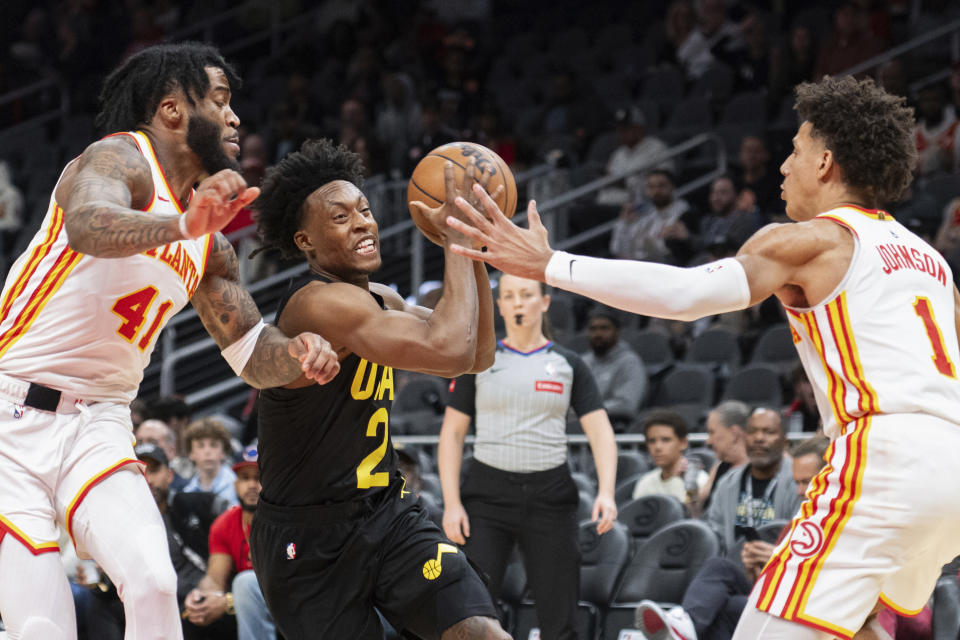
192, 234, 339, 388
58, 135, 258, 257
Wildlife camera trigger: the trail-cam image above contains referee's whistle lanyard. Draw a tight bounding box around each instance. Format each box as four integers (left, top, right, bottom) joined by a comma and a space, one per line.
743, 467, 778, 528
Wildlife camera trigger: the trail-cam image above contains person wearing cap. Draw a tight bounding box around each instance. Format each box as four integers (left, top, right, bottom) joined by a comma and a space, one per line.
596, 105, 674, 208
184, 444, 274, 640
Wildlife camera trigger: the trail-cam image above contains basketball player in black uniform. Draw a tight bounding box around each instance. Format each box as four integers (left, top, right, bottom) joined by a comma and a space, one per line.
250, 139, 509, 640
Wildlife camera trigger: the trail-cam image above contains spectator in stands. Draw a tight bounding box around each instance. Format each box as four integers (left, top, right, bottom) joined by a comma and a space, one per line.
655, 0, 697, 68
596, 107, 673, 208
376, 71, 422, 177
676, 0, 745, 80
406, 97, 458, 174
0, 160, 24, 262
182, 418, 239, 507
728, 10, 770, 93
914, 82, 958, 176
185, 445, 274, 640
439, 274, 618, 640
705, 407, 801, 555
632, 410, 708, 506
814, 3, 883, 79
699, 400, 750, 511
734, 135, 780, 218
609, 169, 692, 264
783, 364, 821, 433
769, 22, 817, 111
636, 435, 830, 640
135, 418, 187, 494
145, 396, 194, 477
580, 309, 647, 431
695, 175, 764, 258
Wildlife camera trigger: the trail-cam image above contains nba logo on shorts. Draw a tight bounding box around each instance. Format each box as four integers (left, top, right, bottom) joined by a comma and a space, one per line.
286, 542, 296, 560
789, 521, 824, 558
12, 405, 22, 419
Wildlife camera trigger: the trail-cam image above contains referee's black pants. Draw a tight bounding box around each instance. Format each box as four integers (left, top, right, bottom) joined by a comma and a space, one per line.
461, 459, 580, 640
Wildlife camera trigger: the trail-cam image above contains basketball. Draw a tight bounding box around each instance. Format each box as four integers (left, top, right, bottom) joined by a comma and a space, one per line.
407, 142, 517, 245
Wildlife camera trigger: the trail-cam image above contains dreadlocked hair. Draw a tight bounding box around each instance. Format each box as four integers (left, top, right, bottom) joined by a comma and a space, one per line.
94, 42, 240, 135
794, 75, 916, 206
253, 139, 366, 260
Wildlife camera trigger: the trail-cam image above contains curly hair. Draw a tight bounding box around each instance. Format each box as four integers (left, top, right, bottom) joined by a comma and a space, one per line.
95, 42, 240, 135
794, 75, 916, 205
253, 139, 366, 259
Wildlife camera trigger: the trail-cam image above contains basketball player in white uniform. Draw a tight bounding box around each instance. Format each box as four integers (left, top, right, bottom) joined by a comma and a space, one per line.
447, 75, 960, 639
0, 44, 338, 640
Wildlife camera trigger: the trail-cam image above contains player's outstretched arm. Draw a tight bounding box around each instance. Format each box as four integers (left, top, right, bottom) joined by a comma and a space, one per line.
60, 136, 258, 258
193, 234, 339, 387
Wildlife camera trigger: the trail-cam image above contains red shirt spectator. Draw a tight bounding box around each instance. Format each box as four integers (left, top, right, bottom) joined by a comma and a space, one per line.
208, 504, 253, 572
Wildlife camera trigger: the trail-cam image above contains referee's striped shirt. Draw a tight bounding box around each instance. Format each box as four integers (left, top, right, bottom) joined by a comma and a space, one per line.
449, 340, 603, 473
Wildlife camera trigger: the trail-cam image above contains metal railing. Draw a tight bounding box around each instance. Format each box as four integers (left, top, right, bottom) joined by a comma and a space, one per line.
170, 133, 726, 410
839, 17, 960, 95
0, 76, 70, 144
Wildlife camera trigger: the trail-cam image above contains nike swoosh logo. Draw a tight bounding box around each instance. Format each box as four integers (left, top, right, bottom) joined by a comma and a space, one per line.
568, 259, 577, 278
158, 195, 170, 202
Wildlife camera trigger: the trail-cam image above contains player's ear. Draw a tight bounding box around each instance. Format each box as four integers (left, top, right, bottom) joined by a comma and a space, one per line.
817, 148, 834, 180
294, 229, 312, 253
155, 93, 185, 129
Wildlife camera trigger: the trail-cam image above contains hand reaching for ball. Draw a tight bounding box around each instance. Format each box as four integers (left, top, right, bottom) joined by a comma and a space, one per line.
407, 142, 516, 247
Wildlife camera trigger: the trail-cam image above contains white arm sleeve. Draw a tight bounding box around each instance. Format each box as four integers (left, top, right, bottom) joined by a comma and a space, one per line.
544, 251, 751, 322
220, 319, 267, 376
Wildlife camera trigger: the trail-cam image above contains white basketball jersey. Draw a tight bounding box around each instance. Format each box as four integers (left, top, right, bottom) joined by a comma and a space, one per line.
785, 206, 960, 438
0, 131, 213, 403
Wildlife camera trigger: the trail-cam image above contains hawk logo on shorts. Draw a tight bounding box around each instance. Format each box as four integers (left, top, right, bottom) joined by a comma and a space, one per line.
286, 542, 296, 560
789, 521, 824, 558
422, 543, 457, 580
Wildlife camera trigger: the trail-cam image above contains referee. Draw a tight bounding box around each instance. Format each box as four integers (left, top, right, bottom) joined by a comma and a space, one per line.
438, 274, 618, 640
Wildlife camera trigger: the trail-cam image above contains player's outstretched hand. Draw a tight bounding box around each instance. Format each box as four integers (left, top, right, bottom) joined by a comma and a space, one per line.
448, 186, 554, 281
592, 493, 617, 535
409, 159, 503, 246
289, 332, 340, 384
181, 169, 260, 239
442, 502, 471, 545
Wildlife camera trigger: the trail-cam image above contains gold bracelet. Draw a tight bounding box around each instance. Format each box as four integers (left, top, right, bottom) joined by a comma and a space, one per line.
224, 592, 235, 616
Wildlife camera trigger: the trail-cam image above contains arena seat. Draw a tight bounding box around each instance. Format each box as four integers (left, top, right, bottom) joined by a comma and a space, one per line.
684, 327, 742, 376
749, 323, 799, 375
616, 451, 651, 485
617, 494, 687, 547
603, 519, 720, 638
621, 328, 675, 378
614, 473, 644, 507
721, 364, 783, 408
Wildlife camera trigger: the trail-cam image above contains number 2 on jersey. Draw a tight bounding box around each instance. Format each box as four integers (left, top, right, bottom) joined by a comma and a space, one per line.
913, 296, 956, 378
112, 286, 174, 351
356, 407, 390, 489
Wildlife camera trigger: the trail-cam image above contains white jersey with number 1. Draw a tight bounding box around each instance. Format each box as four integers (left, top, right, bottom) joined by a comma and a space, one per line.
784, 205, 960, 440
0, 130, 213, 403
751, 205, 960, 638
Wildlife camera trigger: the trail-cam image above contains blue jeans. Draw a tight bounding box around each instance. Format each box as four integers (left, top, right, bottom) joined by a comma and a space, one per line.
233, 570, 275, 640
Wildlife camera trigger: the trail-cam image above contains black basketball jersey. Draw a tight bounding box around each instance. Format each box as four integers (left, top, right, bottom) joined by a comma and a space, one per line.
257, 274, 398, 507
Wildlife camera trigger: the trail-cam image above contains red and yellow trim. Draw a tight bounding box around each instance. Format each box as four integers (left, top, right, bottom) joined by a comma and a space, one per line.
789, 308, 852, 425
135, 130, 185, 214
0, 245, 83, 359
0, 205, 66, 325
65, 459, 143, 545
825, 293, 879, 416
200, 232, 216, 281
0, 514, 60, 555
878, 593, 925, 618
757, 416, 872, 638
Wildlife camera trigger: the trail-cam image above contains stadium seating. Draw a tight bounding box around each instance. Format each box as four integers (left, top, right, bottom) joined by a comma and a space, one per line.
617, 494, 687, 547
721, 364, 784, 408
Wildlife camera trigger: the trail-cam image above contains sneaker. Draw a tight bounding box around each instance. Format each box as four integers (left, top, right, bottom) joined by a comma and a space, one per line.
635, 600, 697, 640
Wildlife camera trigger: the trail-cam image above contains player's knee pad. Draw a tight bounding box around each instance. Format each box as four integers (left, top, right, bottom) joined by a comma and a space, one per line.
16, 616, 75, 640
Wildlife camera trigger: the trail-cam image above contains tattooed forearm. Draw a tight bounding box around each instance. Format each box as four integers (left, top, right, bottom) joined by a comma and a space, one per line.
240, 326, 304, 388
67, 204, 183, 257
192, 235, 261, 347
442, 616, 508, 640
62, 136, 178, 257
